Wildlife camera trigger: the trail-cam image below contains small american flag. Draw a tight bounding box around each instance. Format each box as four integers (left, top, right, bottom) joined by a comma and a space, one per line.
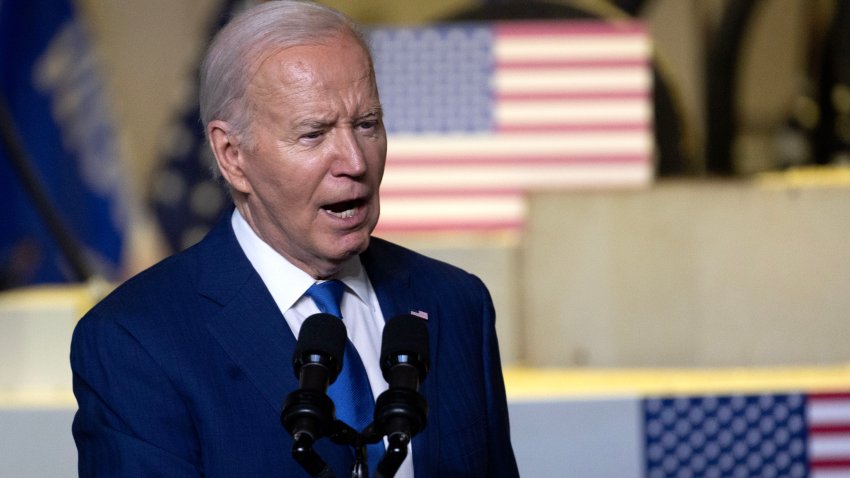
369, 20, 653, 234
643, 392, 850, 478
410, 310, 429, 320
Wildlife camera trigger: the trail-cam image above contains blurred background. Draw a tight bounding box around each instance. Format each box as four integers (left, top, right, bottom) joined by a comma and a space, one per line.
2, 0, 850, 476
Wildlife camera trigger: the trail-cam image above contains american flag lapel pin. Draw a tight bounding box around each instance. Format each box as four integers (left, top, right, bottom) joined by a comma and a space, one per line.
410, 310, 429, 320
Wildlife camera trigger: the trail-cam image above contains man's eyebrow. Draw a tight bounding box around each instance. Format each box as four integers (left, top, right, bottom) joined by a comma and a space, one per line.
294, 117, 333, 129
292, 106, 383, 129
357, 106, 383, 119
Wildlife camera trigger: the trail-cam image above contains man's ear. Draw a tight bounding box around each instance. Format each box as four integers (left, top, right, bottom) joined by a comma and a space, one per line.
208, 120, 251, 194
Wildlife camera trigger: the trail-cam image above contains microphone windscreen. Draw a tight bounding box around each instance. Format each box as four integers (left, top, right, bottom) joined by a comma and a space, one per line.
381, 314, 430, 368
296, 313, 347, 365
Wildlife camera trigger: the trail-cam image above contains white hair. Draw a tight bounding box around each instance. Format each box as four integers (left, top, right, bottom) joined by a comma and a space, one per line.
199, 0, 372, 163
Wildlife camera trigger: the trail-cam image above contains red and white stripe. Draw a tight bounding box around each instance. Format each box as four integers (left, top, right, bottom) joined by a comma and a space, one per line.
377, 20, 653, 234
809, 392, 850, 477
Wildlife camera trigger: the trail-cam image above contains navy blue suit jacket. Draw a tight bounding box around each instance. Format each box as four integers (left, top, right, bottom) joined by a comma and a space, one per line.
71, 215, 519, 477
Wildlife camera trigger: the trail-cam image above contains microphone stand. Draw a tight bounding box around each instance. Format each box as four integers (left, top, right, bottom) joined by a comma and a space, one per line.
291, 432, 333, 478
283, 313, 430, 478
362, 423, 407, 478
292, 413, 408, 478
364, 387, 428, 478
327, 420, 366, 478
282, 396, 366, 478
281, 388, 337, 477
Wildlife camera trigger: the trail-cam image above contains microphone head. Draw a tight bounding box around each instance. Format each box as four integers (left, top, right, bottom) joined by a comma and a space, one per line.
294, 313, 347, 380
381, 314, 430, 381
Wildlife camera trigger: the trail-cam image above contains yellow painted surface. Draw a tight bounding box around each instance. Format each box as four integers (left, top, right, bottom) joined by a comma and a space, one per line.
5, 365, 850, 409
0, 283, 109, 313
504, 365, 850, 400
4, 286, 850, 408
0, 390, 76, 409
757, 165, 850, 189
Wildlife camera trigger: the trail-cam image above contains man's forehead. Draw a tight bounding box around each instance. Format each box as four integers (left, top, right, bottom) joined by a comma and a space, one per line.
249, 41, 374, 94
243, 47, 380, 128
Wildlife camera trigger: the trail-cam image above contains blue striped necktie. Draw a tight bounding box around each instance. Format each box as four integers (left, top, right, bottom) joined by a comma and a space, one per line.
305, 280, 383, 472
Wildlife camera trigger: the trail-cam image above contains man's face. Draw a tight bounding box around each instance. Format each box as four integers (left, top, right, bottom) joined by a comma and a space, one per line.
227, 34, 386, 278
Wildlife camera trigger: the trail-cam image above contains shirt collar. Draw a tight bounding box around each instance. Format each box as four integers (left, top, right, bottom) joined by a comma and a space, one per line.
231, 209, 370, 311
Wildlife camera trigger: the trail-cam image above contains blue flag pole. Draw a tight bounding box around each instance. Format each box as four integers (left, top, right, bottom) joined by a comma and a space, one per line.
0, 96, 93, 282
0, 0, 126, 288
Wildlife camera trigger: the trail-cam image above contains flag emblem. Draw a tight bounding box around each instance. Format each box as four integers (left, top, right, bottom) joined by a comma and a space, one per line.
643, 392, 850, 477
410, 310, 429, 320
369, 20, 653, 233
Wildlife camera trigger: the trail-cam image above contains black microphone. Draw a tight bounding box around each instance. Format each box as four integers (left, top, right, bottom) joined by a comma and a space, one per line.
293, 313, 347, 394
380, 314, 430, 394
372, 314, 430, 478
281, 313, 347, 477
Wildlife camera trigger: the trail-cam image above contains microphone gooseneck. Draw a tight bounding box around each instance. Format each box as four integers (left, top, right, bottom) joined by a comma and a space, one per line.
281, 313, 348, 477
372, 314, 430, 478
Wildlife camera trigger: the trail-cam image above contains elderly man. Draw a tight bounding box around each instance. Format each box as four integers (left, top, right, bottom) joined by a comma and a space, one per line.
71, 1, 519, 477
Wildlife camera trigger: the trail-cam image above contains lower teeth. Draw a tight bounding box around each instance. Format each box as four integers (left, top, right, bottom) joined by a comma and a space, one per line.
329, 208, 355, 219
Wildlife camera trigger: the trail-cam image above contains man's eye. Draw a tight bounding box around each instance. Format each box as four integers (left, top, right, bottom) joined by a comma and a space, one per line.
357, 120, 377, 130
301, 131, 323, 140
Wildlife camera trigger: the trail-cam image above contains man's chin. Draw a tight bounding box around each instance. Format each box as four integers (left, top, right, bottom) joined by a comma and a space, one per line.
321, 227, 370, 257
307, 237, 369, 279
337, 232, 371, 258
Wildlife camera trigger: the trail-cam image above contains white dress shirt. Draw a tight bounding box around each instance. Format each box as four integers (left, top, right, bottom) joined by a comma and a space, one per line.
231, 209, 414, 478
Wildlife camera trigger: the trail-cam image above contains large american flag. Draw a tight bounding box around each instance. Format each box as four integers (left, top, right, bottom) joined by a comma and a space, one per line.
643, 392, 850, 477
369, 20, 653, 234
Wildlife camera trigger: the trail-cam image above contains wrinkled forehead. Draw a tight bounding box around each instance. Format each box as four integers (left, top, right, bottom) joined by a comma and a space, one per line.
251, 32, 374, 82
247, 35, 379, 103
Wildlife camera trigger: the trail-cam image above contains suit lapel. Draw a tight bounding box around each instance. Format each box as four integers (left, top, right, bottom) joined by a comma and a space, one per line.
194, 215, 299, 415
193, 222, 440, 473
206, 275, 298, 414
362, 239, 440, 477
197, 215, 364, 472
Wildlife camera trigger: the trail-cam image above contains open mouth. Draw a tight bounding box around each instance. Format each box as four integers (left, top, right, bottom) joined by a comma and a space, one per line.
322, 198, 364, 219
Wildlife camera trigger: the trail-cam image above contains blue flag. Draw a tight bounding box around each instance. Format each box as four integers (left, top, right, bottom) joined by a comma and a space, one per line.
148, 0, 247, 253
0, 0, 125, 287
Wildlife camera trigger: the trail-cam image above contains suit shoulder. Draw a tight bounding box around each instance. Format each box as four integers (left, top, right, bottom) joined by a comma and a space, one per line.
368, 237, 475, 274
366, 237, 487, 293
79, 247, 200, 329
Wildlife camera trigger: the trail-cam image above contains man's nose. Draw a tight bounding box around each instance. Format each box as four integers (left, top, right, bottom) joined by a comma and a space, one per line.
329, 128, 367, 177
